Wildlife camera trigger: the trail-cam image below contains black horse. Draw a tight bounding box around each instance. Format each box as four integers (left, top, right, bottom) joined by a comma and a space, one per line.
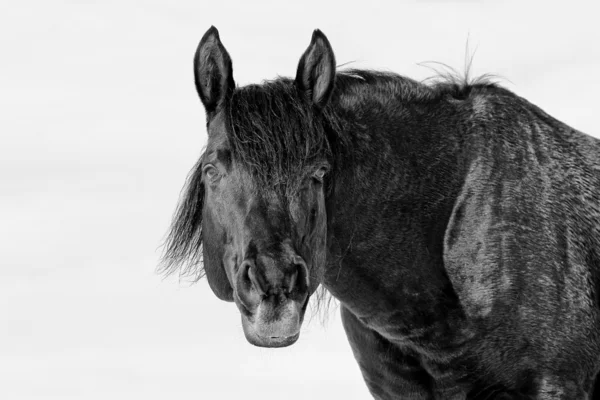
162, 27, 600, 399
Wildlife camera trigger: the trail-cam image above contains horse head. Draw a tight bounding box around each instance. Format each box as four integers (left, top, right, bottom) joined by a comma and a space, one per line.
164, 26, 336, 347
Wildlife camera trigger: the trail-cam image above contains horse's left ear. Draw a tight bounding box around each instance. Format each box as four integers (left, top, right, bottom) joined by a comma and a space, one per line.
295, 29, 336, 108
194, 26, 235, 114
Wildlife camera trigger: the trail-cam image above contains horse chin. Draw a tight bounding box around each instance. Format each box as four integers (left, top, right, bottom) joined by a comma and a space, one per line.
239, 300, 304, 348
243, 328, 300, 348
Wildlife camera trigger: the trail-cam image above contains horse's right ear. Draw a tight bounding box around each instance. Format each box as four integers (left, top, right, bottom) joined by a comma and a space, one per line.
295, 29, 336, 108
194, 26, 235, 113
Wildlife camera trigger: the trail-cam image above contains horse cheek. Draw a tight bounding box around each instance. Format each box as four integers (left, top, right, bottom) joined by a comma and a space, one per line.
203, 213, 234, 302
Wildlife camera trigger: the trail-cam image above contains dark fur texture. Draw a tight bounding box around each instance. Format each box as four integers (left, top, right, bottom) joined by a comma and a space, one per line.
163, 28, 600, 399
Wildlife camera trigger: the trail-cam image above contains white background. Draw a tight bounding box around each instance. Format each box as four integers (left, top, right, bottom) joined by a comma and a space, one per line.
2, 1, 600, 399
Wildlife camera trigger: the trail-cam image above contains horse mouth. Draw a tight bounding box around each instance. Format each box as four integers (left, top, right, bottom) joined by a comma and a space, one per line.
249, 332, 300, 348
238, 298, 304, 348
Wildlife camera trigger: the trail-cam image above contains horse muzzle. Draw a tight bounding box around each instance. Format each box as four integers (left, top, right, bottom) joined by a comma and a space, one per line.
234, 255, 310, 347
240, 297, 304, 347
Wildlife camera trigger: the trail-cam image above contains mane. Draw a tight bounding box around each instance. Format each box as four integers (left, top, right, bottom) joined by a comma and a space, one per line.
335, 68, 437, 104
419, 59, 502, 99
160, 159, 205, 281
227, 79, 339, 196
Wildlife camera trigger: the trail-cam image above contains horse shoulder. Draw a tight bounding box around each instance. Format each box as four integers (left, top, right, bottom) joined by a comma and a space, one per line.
442, 157, 512, 320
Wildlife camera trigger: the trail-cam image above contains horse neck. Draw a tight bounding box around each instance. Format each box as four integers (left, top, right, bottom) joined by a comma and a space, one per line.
328, 82, 466, 223
323, 81, 467, 294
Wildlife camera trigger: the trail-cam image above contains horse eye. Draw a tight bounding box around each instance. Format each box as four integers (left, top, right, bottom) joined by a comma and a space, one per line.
203, 165, 219, 180
312, 167, 327, 182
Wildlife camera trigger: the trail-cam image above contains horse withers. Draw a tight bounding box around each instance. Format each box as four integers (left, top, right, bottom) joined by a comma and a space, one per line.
163, 26, 600, 399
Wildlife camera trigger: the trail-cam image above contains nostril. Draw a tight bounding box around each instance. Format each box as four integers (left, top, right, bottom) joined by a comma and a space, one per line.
239, 260, 253, 288
246, 262, 267, 297
236, 260, 266, 311
287, 268, 298, 293
292, 257, 309, 293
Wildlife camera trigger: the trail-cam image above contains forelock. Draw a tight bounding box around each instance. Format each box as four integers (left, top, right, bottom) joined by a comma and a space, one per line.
226, 79, 331, 195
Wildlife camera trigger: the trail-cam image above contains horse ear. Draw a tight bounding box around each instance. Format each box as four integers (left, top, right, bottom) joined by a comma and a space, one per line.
194, 26, 235, 113
295, 29, 336, 108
